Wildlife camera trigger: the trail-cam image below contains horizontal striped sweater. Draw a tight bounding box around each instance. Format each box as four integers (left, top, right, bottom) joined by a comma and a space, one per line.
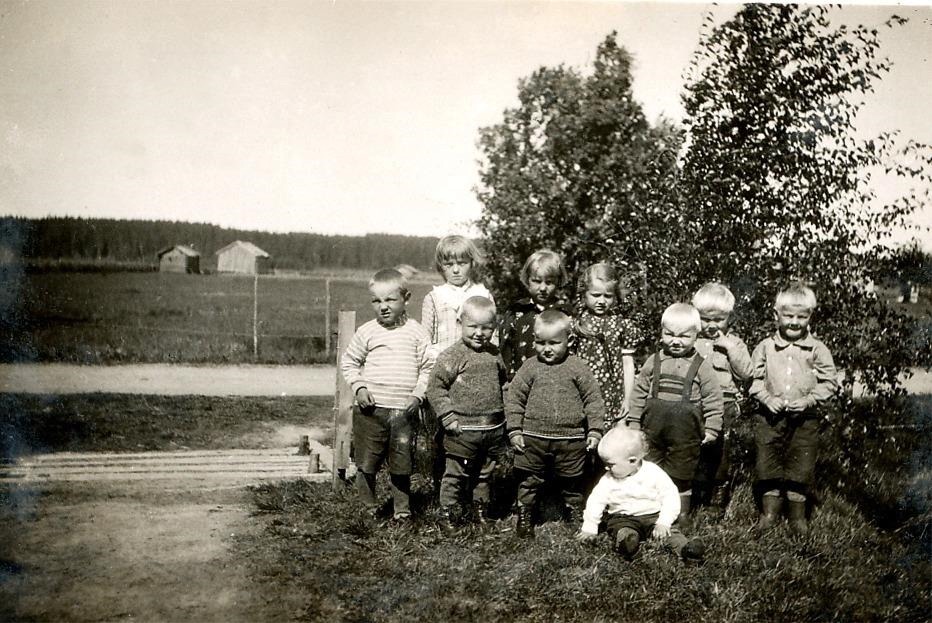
340, 317, 433, 409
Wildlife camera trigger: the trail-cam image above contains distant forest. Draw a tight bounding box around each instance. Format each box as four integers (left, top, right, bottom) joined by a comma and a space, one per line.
1, 216, 440, 271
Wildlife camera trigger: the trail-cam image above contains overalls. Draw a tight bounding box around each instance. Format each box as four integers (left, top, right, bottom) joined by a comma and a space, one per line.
642, 354, 705, 491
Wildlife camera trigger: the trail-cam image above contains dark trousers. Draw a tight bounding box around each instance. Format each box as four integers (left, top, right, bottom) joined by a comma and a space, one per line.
643, 398, 702, 490
754, 410, 820, 488
353, 405, 416, 515
695, 401, 739, 486
514, 436, 586, 510
439, 427, 506, 510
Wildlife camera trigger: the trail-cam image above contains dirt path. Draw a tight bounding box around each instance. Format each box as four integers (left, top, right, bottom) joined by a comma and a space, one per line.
0, 363, 336, 396
1, 480, 285, 622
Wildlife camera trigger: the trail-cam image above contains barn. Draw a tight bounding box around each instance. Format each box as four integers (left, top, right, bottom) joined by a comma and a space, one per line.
215, 240, 272, 274
157, 245, 200, 274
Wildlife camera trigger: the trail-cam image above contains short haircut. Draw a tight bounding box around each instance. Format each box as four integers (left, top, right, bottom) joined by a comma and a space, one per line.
435, 235, 483, 274
534, 308, 571, 336
598, 427, 647, 464
661, 303, 701, 332
692, 282, 736, 313
577, 262, 621, 299
369, 268, 408, 296
520, 249, 568, 288
459, 295, 496, 321
775, 282, 817, 311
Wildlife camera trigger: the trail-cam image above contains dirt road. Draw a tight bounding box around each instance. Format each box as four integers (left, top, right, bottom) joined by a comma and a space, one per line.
0, 363, 337, 396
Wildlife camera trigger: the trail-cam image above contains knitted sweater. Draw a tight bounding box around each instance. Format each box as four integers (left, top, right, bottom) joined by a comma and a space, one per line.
340, 317, 433, 409
505, 354, 605, 441
426, 341, 507, 429
628, 350, 724, 440
580, 460, 681, 534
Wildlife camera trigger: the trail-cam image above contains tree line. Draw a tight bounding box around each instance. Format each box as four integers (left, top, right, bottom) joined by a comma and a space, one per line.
0, 216, 439, 271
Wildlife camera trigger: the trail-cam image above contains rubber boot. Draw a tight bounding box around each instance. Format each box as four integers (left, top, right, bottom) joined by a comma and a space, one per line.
614, 527, 641, 561
515, 506, 535, 539
787, 499, 809, 536
756, 495, 783, 532
676, 491, 693, 533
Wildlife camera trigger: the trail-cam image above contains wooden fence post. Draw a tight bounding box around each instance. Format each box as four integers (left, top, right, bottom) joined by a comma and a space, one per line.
324, 278, 332, 355
331, 311, 355, 489
252, 272, 259, 360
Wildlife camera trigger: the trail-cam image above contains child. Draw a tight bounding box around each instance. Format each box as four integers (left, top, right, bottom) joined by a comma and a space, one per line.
506, 309, 605, 537
421, 235, 494, 494
627, 303, 724, 528
690, 282, 754, 511
340, 268, 434, 521
750, 283, 837, 536
572, 262, 644, 429
576, 427, 705, 562
426, 296, 507, 533
500, 249, 571, 380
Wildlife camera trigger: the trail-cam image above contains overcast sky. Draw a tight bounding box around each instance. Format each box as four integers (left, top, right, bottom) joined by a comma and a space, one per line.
1, 1, 929, 246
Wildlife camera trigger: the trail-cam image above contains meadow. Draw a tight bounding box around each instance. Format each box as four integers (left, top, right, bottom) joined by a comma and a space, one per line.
3, 392, 929, 621
4, 271, 438, 364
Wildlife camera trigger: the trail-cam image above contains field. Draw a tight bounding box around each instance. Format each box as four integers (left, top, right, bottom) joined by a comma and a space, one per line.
2, 392, 929, 621
4, 271, 438, 364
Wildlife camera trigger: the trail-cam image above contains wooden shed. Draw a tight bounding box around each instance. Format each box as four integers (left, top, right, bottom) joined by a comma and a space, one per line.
157, 245, 200, 274
215, 240, 272, 274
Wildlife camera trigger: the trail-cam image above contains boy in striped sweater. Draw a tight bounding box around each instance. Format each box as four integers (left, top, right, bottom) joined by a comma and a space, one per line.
341, 268, 434, 521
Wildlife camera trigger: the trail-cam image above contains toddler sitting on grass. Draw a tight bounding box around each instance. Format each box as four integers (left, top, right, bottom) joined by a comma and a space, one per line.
576, 427, 705, 563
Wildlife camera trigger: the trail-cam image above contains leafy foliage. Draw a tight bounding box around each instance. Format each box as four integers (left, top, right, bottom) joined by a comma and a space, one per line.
476, 8, 931, 394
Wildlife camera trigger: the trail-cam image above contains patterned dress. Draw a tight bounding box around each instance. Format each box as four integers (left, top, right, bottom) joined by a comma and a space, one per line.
571, 310, 644, 429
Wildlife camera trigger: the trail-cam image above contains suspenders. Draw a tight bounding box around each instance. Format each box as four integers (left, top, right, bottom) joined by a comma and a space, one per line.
650, 353, 705, 400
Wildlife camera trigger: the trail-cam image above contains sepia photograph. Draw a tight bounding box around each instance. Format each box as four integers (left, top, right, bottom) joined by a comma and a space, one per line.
1, 1, 930, 621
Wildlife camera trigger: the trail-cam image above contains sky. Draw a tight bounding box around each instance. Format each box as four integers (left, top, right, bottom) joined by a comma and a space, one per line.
1, 1, 930, 247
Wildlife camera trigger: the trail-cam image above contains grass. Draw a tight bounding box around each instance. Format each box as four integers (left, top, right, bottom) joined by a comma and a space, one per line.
0, 393, 335, 458
3, 271, 437, 364
240, 395, 931, 623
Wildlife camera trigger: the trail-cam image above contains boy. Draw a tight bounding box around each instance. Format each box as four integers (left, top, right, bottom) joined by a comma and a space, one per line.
627, 303, 724, 528
576, 427, 705, 562
426, 296, 507, 533
691, 282, 754, 511
341, 268, 433, 521
750, 283, 837, 535
506, 309, 605, 537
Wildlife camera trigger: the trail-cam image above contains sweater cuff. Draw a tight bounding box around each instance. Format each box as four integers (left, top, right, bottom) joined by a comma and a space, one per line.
587, 430, 603, 443
508, 430, 523, 440
441, 412, 458, 427
352, 382, 367, 395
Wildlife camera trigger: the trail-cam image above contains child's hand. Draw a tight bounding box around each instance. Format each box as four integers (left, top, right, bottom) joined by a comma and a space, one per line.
762, 396, 783, 414
575, 531, 598, 543
355, 388, 374, 409
510, 433, 526, 454
404, 396, 421, 416
702, 432, 716, 445
784, 398, 809, 413
652, 523, 672, 539
714, 333, 739, 350
444, 420, 462, 436
586, 436, 600, 452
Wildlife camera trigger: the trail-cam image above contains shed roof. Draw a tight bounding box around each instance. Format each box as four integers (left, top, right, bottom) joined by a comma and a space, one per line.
215, 240, 271, 258
157, 245, 200, 258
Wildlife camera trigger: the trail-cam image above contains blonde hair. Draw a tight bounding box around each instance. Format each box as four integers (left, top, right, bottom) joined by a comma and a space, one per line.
598, 427, 647, 464
459, 296, 496, 321
692, 282, 735, 314
534, 308, 571, 336
660, 303, 701, 332
520, 249, 568, 288
578, 262, 622, 300
775, 283, 817, 311
369, 268, 409, 297
435, 235, 483, 274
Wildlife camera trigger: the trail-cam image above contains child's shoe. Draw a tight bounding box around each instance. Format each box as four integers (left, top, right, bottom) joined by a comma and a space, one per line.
515, 506, 535, 538
680, 538, 706, 565
614, 527, 641, 561
472, 501, 492, 527
756, 495, 783, 533
563, 504, 584, 527
787, 500, 809, 537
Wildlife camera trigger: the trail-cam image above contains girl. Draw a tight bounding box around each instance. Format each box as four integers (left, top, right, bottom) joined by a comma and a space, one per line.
571, 262, 644, 430
500, 249, 571, 380
421, 235, 494, 358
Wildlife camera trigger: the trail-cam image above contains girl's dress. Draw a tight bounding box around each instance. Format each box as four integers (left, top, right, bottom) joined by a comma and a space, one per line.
571, 310, 644, 429
421, 281, 494, 358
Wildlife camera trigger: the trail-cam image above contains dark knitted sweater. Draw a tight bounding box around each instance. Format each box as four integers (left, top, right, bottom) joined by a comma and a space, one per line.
426, 342, 507, 429
505, 354, 605, 440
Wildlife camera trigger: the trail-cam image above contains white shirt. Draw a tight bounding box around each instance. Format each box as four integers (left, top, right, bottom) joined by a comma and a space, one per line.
580, 460, 681, 534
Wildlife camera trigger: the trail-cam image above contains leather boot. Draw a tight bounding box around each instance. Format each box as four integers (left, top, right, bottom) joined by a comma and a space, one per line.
787, 499, 809, 536
756, 495, 783, 532
515, 506, 535, 538
472, 501, 491, 526
676, 492, 693, 533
